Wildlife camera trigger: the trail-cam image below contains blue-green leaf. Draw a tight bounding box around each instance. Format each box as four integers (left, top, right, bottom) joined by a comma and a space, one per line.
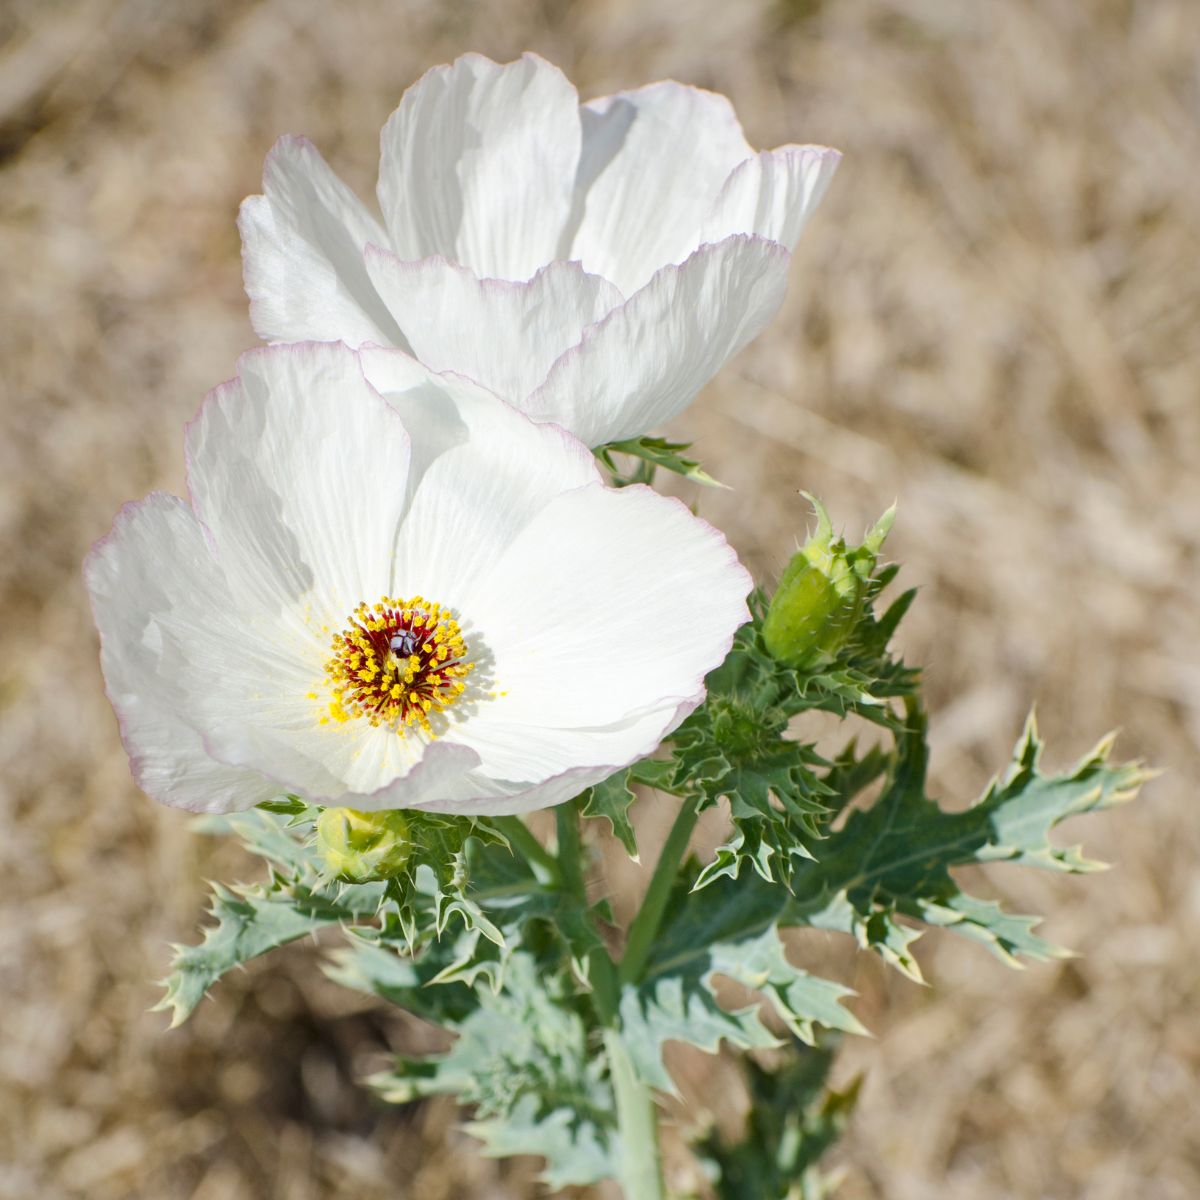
619, 917, 864, 1094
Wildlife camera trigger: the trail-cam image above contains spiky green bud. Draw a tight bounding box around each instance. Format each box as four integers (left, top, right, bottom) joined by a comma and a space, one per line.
316, 807, 412, 883
762, 495, 895, 669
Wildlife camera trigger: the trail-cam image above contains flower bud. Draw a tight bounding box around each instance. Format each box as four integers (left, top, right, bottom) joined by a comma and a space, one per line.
762, 495, 895, 669
316, 807, 412, 883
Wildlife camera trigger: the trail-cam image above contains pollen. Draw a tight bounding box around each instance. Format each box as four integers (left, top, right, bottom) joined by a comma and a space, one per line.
322, 595, 474, 736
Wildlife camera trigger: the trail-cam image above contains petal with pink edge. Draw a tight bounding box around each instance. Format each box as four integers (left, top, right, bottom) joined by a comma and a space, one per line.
239, 136, 403, 347
378, 53, 580, 281
525, 235, 791, 447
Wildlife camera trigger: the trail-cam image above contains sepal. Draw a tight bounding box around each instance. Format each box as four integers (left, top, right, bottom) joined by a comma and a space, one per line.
594, 435, 724, 487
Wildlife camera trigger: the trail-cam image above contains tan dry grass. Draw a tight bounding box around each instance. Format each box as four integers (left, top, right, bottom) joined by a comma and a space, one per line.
1, 0, 1197, 1196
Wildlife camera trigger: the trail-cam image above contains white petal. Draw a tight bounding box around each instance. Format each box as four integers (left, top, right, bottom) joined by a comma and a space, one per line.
363, 250, 624, 402
239, 136, 404, 346
357, 345, 599, 609
196, 709, 482, 811
427, 698, 719, 820
700, 145, 842, 250
457, 483, 751, 729
413, 702, 698, 817
378, 53, 580, 281
110, 357, 484, 806
526, 236, 791, 446
185, 342, 412, 625
85, 493, 295, 813
563, 82, 754, 295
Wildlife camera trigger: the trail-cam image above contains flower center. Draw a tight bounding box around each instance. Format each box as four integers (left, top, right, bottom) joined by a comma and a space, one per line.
322, 595, 475, 735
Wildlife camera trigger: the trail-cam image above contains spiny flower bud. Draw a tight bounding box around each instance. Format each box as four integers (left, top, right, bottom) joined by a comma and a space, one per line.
762, 495, 895, 669
316, 807, 413, 883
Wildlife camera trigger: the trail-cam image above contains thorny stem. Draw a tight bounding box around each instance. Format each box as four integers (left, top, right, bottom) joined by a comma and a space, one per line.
618, 795, 701, 986
557, 802, 662, 1197
556, 801, 619, 1024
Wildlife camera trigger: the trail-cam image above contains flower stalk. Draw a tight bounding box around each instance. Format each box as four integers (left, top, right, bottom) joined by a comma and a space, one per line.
605, 1028, 666, 1200
619, 796, 701, 986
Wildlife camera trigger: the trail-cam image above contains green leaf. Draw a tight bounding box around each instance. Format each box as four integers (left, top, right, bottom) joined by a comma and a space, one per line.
582, 770, 640, 861
169, 807, 523, 1023
255, 795, 311, 817
637, 573, 920, 893
323, 937, 478, 1026
195, 806, 321, 878
155, 880, 381, 1026
619, 902, 864, 1094
700, 1038, 859, 1200
787, 708, 1150, 973
594, 435, 724, 487
369, 951, 618, 1188
622, 706, 1149, 1044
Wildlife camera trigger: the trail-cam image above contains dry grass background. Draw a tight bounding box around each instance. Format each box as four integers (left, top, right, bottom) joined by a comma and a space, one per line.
1, 0, 1197, 1196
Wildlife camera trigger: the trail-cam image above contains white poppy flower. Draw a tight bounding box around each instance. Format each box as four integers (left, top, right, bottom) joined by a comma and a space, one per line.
86, 342, 751, 816
239, 53, 840, 447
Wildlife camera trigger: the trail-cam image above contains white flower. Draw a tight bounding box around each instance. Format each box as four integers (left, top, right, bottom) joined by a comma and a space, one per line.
86, 342, 751, 816
240, 53, 840, 447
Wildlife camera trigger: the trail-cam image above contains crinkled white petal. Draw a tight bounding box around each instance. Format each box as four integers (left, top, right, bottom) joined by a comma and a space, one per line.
378, 53, 580, 281
185, 342, 411, 625
563, 82, 754, 295
456, 483, 751, 730
413, 700, 699, 817
700, 145, 842, 250
363, 250, 624, 402
239, 136, 403, 347
525, 235, 791, 447
195, 710, 482, 811
86, 493, 314, 812
358, 345, 600, 608
85, 492, 458, 809
92, 344, 754, 818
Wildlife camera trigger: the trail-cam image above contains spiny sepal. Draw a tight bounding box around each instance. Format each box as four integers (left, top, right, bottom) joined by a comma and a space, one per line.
158, 804, 514, 1025
594, 435, 724, 488
763, 495, 895, 671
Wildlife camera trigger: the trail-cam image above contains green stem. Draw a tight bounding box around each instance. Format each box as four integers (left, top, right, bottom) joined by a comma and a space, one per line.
556, 801, 619, 1024
619, 795, 700, 986
555, 802, 586, 896
492, 815, 559, 884
605, 1028, 665, 1200
560, 801, 661, 1193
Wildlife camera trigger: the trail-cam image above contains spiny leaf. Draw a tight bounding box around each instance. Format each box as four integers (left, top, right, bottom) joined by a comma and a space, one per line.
582, 770, 640, 861
700, 1037, 860, 1200
155, 880, 381, 1026
194, 806, 321, 878
369, 951, 618, 1188
786, 706, 1150, 972
619, 913, 864, 1094
323, 937, 478, 1025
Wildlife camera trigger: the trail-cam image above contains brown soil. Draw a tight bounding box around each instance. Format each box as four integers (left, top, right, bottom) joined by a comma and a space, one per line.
2, 1, 1196, 1197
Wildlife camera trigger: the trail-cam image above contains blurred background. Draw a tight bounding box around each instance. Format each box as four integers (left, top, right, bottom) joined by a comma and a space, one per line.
2, 0, 1198, 1196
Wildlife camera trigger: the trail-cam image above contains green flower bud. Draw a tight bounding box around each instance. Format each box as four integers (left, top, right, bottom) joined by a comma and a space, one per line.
762, 495, 895, 669
316, 807, 412, 883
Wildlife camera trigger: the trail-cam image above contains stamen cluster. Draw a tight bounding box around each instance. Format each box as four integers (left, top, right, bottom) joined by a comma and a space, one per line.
322, 595, 474, 735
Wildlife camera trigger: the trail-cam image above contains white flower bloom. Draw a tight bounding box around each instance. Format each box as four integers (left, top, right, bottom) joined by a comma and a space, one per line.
240, 53, 840, 447
86, 342, 751, 816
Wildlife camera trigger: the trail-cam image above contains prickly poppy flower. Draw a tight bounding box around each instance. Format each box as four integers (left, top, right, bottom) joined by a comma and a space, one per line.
85, 343, 750, 815
239, 53, 840, 447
